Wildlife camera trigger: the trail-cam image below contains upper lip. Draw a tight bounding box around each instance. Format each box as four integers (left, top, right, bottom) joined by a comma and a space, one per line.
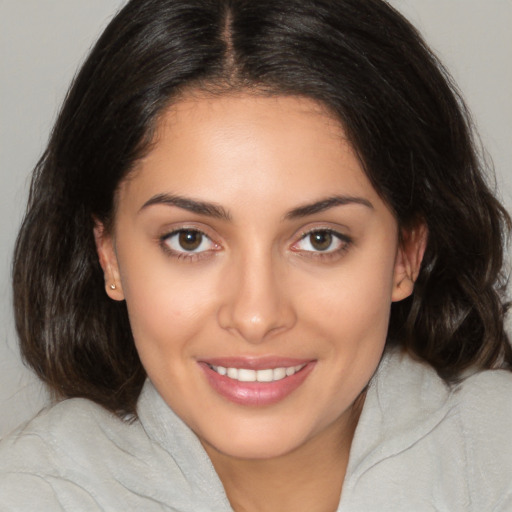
198, 356, 314, 370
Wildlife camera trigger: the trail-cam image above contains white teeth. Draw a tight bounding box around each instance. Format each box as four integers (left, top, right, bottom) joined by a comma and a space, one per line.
273, 367, 286, 380
238, 369, 256, 382
256, 369, 274, 382
211, 364, 305, 382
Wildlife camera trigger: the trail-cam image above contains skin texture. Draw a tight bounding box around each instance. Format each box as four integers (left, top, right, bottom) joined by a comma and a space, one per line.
95, 93, 426, 511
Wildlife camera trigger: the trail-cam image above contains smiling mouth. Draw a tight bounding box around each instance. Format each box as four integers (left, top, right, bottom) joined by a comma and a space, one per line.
201, 359, 315, 406
208, 364, 306, 383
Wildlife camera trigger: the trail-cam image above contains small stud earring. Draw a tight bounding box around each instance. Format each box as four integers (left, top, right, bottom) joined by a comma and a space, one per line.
110, 283, 117, 290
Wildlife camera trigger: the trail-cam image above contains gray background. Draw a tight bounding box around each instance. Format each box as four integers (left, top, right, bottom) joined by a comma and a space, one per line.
1, 1, 511, 437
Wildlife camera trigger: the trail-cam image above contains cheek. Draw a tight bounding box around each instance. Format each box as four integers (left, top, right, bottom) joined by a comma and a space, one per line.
118, 253, 220, 357
298, 247, 397, 339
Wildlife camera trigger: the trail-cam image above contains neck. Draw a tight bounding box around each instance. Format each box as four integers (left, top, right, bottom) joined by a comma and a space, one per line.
203, 396, 364, 512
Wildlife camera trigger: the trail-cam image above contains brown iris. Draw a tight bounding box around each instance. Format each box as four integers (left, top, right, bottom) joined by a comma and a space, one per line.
310, 231, 333, 251
178, 230, 203, 251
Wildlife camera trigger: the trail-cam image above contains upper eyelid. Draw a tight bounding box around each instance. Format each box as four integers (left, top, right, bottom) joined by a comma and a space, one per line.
296, 226, 351, 242
162, 227, 205, 236
292, 219, 351, 235
290, 228, 352, 252
290, 230, 352, 262
158, 226, 351, 243
157, 223, 352, 246
159, 228, 219, 261
161, 228, 217, 247
159, 224, 216, 240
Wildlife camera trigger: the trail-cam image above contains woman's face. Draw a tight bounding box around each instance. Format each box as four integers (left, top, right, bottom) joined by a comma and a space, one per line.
96, 93, 422, 459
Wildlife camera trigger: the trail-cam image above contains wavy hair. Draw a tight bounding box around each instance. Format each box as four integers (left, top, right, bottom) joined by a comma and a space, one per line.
13, 0, 511, 415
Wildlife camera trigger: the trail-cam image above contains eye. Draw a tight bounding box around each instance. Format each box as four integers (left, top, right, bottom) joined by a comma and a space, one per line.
293, 229, 349, 254
162, 229, 216, 254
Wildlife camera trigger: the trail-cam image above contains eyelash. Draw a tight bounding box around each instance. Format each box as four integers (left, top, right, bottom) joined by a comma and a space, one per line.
159, 227, 352, 262
292, 228, 352, 261
159, 228, 220, 262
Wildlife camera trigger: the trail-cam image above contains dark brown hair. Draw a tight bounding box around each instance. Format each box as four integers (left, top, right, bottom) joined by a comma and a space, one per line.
13, 0, 511, 416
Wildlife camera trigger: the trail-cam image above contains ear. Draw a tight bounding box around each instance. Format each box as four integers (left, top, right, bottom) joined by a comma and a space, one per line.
391, 222, 428, 302
93, 220, 125, 301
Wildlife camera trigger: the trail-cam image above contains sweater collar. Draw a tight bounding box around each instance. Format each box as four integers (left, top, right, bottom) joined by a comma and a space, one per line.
343, 348, 454, 486
137, 381, 233, 511
136, 349, 453, 510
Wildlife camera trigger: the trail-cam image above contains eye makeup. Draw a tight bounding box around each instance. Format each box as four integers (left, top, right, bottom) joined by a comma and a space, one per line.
157, 224, 353, 265
290, 228, 353, 262
159, 227, 221, 262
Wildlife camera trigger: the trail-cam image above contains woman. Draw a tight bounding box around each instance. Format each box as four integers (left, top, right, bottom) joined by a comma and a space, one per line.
1, 0, 511, 510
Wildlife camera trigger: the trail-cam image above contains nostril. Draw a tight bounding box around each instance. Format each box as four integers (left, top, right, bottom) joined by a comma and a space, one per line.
217, 300, 296, 344
216, 256, 297, 342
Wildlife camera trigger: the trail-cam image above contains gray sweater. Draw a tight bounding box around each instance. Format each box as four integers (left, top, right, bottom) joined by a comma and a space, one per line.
1, 349, 511, 511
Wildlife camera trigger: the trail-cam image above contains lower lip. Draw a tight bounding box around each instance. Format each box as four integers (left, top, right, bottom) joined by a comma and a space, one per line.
199, 362, 316, 407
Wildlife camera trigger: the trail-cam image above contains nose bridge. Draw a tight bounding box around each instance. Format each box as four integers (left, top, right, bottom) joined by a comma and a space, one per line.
218, 246, 295, 343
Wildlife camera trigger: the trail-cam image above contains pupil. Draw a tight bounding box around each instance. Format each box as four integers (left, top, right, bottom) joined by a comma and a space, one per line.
311, 231, 332, 251
179, 231, 202, 251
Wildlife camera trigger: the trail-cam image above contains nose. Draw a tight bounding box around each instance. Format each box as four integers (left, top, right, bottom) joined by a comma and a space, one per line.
217, 251, 296, 344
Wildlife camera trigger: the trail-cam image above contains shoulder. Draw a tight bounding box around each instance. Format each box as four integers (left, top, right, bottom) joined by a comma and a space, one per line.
350, 351, 512, 511
453, 368, 512, 509
0, 397, 141, 469
1, 397, 111, 462
379, 349, 512, 426
0, 391, 226, 511
455, 367, 512, 446
0, 398, 149, 510
456, 365, 512, 406
455, 367, 512, 448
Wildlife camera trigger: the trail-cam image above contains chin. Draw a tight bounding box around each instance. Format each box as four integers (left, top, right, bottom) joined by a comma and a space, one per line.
197, 413, 324, 461
205, 434, 303, 461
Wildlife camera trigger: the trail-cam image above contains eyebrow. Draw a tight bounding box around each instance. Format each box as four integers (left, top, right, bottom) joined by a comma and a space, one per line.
139, 193, 372, 222
284, 195, 374, 220
139, 193, 231, 220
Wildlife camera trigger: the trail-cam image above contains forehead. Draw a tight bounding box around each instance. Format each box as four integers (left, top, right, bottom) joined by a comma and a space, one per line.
119, 93, 382, 215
